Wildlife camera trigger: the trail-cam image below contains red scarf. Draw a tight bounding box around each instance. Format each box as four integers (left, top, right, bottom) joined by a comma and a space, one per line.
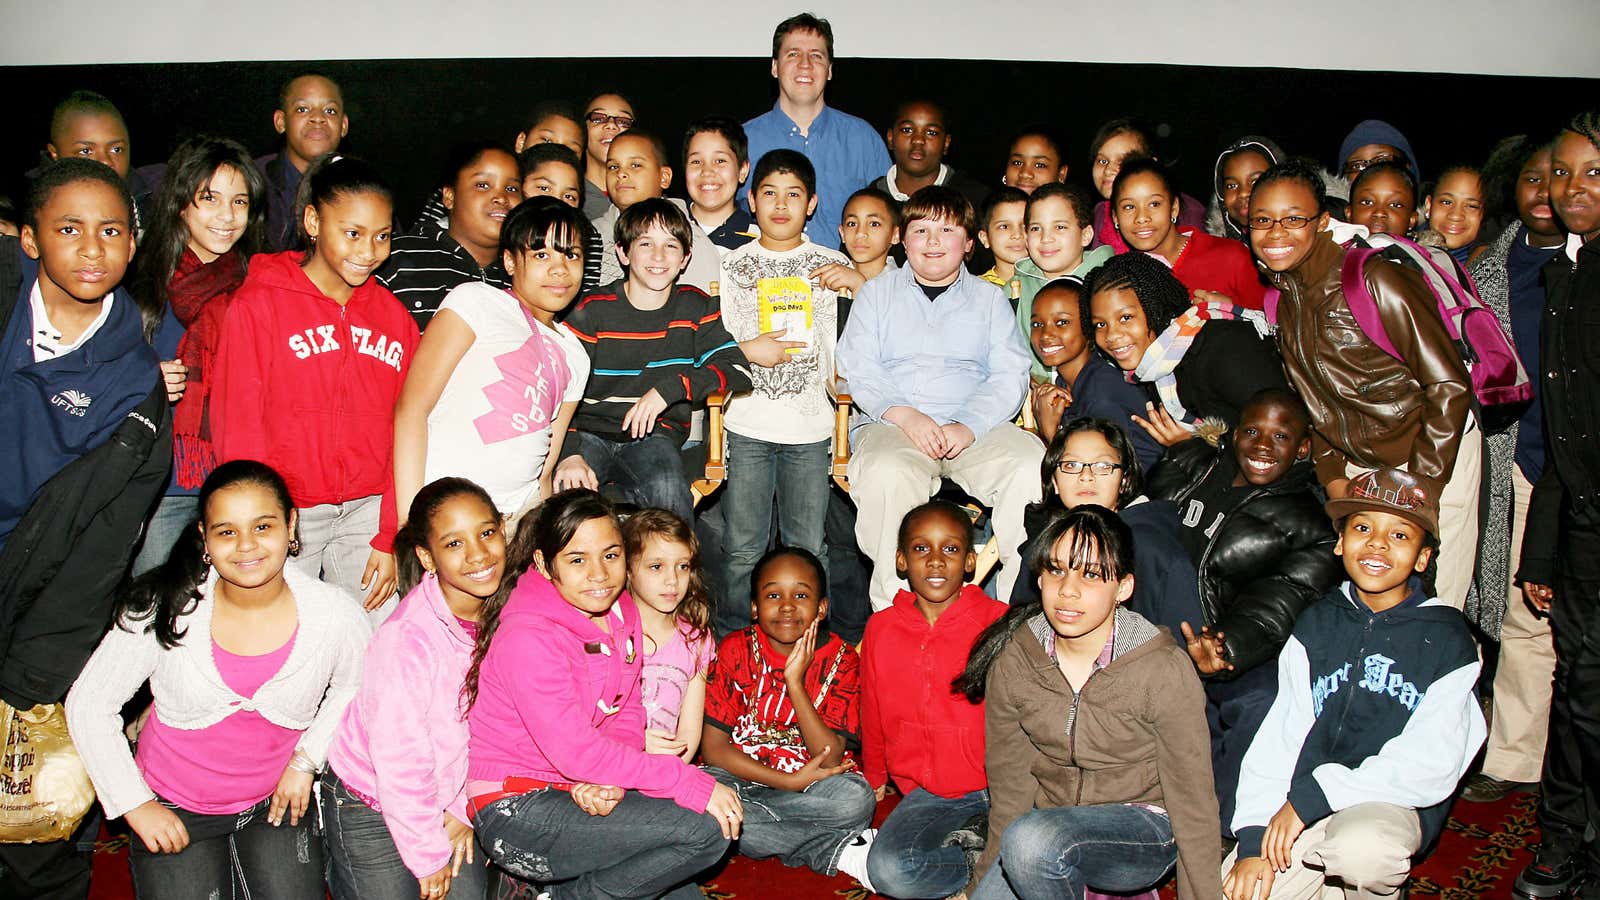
170, 248, 248, 488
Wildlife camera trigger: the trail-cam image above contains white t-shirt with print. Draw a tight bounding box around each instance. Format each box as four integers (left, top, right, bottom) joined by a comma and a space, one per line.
718, 240, 847, 444
424, 282, 589, 515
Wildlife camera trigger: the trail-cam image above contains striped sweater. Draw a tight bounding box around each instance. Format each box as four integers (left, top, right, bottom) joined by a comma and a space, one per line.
559, 280, 752, 447
375, 223, 511, 331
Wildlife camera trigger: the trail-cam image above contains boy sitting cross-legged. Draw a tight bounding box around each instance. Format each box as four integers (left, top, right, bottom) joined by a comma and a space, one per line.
1222, 467, 1486, 900
701, 546, 878, 890
552, 198, 793, 521
837, 185, 1042, 610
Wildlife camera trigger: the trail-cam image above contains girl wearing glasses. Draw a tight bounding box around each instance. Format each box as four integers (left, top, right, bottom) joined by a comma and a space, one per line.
1011, 418, 1202, 646
581, 92, 636, 220
1247, 159, 1480, 612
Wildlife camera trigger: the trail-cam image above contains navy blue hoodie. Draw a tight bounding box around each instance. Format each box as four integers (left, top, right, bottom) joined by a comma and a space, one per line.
0, 249, 159, 547
1232, 578, 1484, 858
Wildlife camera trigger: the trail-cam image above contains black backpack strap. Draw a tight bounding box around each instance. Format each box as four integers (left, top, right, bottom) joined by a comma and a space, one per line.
0, 236, 21, 335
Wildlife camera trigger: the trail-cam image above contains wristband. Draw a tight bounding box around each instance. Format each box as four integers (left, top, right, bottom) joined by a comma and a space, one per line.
287, 750, 319, 775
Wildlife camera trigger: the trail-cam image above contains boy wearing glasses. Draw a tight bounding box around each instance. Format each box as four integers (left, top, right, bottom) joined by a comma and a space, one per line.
1148, 388, 1343, 838
837, 186, 1040, 611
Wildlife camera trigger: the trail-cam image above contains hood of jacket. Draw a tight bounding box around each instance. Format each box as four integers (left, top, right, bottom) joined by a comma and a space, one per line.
1210, 136, 1286, 241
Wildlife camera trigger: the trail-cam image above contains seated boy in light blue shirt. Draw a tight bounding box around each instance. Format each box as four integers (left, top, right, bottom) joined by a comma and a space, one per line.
837, 185, 1042, 610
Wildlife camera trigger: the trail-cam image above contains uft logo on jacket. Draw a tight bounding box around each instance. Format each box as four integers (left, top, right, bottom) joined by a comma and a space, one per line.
50, 389, 93, 417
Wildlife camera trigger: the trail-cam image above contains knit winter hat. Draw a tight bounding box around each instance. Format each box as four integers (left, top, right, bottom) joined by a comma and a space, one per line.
1337, 119, 1421, 184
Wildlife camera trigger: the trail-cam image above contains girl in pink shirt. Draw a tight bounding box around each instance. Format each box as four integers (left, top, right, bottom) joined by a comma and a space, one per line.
323, 477, 516, 900
66, 460, 369, 900
624, 509, 716, 762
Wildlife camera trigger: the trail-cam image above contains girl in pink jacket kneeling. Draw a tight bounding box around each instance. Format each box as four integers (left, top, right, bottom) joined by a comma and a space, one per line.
322, 477, 513, 900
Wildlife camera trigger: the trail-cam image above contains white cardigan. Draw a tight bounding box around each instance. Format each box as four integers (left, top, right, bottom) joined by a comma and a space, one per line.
65, 564, 371, 818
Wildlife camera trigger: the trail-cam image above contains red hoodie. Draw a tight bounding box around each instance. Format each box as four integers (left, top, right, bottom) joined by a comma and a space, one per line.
861, 584, 1007, 798
210, 252, 419, 552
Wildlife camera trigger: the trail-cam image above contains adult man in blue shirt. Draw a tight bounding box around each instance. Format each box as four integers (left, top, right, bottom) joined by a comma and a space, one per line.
743, 13, 889, 249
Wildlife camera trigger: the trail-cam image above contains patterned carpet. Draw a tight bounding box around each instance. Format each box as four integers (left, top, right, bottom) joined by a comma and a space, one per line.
87, 790, 1544, 898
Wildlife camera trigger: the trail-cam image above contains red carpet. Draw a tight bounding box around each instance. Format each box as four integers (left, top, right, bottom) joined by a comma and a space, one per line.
88, 791, 1543, 898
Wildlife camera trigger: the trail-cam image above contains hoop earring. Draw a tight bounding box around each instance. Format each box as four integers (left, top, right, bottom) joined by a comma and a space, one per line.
202, 552, 212, 565
288, 539, 301, 557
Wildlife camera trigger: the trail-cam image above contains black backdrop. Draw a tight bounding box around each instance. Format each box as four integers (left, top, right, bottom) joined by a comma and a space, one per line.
4, 56, 1596, 226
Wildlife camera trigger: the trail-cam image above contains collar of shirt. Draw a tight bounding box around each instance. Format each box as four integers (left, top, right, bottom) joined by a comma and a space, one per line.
1042, 618, 1118, 668
29, 280, 114, 362
884, 164, 951, 202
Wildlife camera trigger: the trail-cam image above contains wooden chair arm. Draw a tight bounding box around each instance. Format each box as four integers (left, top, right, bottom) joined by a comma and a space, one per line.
830, 377, 852, 492
691, 391, 728, 503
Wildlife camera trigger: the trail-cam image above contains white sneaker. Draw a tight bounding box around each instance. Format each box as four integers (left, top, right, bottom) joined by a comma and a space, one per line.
836, 827, 878, 893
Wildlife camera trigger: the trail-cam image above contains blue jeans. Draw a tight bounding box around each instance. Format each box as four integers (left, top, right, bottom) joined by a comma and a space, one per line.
568, 431, 693, 522
131, 493, 200, 576
718, 433, 831, 636
972, 803, 1175, 900
320, 769, 489, 900
705, 767, 876, 875
128, 794, 324, 900
471, 787, 725, 900
867, 787, 988, 899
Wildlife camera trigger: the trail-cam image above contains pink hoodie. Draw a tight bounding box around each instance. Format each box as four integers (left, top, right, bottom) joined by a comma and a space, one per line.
327, 575, 472, 878
467, 570, 714, 813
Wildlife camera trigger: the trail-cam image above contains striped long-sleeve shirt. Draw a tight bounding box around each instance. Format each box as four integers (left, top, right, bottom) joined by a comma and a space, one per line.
559, 280, 752, 448
375, 223, 512, 331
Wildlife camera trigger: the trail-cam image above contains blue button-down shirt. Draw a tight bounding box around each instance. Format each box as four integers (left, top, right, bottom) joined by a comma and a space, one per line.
743, 103, 890, 249
837, 264, 1031, 443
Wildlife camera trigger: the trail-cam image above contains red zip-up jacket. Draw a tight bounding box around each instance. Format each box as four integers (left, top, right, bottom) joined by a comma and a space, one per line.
210, 252, 418, 552
860, 584, 1007, 798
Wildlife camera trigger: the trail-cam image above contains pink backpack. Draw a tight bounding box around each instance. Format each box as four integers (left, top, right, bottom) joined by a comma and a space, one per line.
1264, 233, 1532, 410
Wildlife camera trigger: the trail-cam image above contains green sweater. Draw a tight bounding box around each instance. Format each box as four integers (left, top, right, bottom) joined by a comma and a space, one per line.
1014, 245, 1115, 379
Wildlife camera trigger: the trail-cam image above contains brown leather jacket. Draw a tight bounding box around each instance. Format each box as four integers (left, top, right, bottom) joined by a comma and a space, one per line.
1268, 231, 1472, 499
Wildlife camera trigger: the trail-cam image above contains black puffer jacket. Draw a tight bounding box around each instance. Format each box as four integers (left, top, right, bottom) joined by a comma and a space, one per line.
1147, 439, 1341, 678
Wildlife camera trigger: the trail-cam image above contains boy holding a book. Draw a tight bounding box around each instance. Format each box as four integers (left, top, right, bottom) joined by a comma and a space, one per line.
715, 149, 851, 633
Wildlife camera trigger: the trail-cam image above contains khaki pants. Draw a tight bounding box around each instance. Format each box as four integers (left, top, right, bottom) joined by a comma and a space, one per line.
1343, 418, 1482, 610
1222, 802, 1422, 899
1483, 466, 1555, 782
848, 422, 1043, 610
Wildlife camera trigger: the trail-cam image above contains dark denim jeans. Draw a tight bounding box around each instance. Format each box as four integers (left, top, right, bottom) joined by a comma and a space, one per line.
320, 769, 489, 900
718, 433, 832, 636
867, 787, 988, 899
128, 794, 323, 900
568, 431, 693, 522
972, 803, 1175, 900
471, 787, 725, 900
705, 768, 876, 876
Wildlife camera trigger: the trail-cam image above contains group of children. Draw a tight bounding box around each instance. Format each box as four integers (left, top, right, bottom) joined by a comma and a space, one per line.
2, 10, 1598, 900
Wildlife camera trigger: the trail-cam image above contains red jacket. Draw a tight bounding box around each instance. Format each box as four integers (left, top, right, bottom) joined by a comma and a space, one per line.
210, 252, 418, 552
861, 585, 1007, 798
1170, 227, 1266, 310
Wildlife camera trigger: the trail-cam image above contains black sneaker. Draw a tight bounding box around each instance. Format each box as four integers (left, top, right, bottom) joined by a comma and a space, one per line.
1513, 847, 1582, 899
1461, 773, 1539, 803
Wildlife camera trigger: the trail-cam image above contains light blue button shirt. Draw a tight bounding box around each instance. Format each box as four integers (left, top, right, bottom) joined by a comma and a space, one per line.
836, 264, 1031, 443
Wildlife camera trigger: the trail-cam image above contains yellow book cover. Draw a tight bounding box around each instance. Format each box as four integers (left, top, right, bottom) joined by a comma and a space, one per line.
757, 276, 814, 356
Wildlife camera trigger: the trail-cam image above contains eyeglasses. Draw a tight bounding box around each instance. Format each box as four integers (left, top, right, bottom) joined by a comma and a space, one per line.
1341, 153, 1399, 177
585, 112, 635, 129
1057, 460, 1123, 477
1246, 214, 1319, 231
